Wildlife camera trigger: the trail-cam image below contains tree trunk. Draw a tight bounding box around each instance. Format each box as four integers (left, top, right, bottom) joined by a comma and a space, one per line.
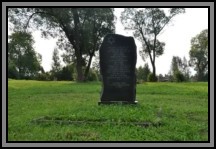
152, 45, 157, 81
152, 63, 157, 82
72, 9, 85, 82
84, 54, 93, 81
149, 57, 157, 82
76, 56, 84, 82
197, 68, 204, 81
73, 46, 84, 82
196, 61, 204, 81
152, 63, 156, 78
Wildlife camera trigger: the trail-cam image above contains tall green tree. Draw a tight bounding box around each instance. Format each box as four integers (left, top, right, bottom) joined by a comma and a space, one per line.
51, 48, 61, 79
136, 63, 151, 82
59, 64, 75, 81
121, 8, 185, 81
170, 56, 190, 82
171, 56, 182, 74
170, 56, 184, 82
8, 8, 115, 81
143, 63, 151, 81
181, 56, 190, 81
8, 31, 42, 79
189, 29, 208, 81
136, 66, 145, 81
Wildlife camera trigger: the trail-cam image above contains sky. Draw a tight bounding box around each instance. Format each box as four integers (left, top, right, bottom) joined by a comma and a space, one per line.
9, 8, 208, 76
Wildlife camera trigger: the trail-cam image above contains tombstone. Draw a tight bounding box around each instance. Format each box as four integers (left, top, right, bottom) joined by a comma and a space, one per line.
98, 34, 138, 104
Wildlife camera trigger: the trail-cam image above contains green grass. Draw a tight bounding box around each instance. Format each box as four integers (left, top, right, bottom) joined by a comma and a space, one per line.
8, 80, 208, 141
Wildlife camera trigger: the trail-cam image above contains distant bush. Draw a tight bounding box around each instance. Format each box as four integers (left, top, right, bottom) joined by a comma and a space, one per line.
174, 71, 185, 82
147, 73, 158, 82
35, 72, 52, 81
136, 79, 144, 84
87, 69, 98, 81
8, 63, 19, 79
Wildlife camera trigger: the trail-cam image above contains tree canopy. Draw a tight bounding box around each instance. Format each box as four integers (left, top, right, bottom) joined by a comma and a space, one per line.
9, 8, 115, 81
8, 31, 42, 79
189, 29, 208, 81
51, 48, 61, 80
121, 8, 185, 81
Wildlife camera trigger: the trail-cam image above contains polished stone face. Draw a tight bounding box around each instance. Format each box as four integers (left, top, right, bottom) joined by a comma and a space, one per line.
99, 34, 137, 104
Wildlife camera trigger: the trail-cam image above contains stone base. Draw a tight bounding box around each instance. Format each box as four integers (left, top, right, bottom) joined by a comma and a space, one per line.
98, 100, 138, 105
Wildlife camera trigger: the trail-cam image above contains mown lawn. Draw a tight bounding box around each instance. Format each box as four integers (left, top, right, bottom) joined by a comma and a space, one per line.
8, 80, 208, 141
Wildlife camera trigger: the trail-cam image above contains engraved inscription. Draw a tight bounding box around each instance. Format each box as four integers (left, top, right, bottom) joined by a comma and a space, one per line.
105, 46, 131, 87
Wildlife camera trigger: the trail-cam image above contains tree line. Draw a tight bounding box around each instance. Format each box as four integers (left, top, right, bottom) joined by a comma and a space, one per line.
8, 8, 208, 82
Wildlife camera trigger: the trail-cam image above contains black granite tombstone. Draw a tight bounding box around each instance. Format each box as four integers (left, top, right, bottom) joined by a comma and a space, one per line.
99, 34, 137, 104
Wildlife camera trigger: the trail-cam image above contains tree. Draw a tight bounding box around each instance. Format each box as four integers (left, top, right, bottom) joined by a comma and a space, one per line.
170, 56, 182, 82
170, 56, 190, 82
56, 64, 75, 81
148, 73, 158, 82
8, 61, 18, 79
91, 51, 101, 81
136, 63, 151, 82
158, 74, 163, 82
91, 51, 100, 72
9, 8, 115, 82
86, 68, 98, 81
189, 29, 208, 81
143, 63, 151, 81
51, 48, 61, 80
181, 56, 190, 81
121, 8, 185, 81
136, 66, 145, 82
8, 31, 42, 79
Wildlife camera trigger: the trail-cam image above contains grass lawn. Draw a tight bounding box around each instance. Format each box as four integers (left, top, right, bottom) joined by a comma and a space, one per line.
8, 80, 208, 141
